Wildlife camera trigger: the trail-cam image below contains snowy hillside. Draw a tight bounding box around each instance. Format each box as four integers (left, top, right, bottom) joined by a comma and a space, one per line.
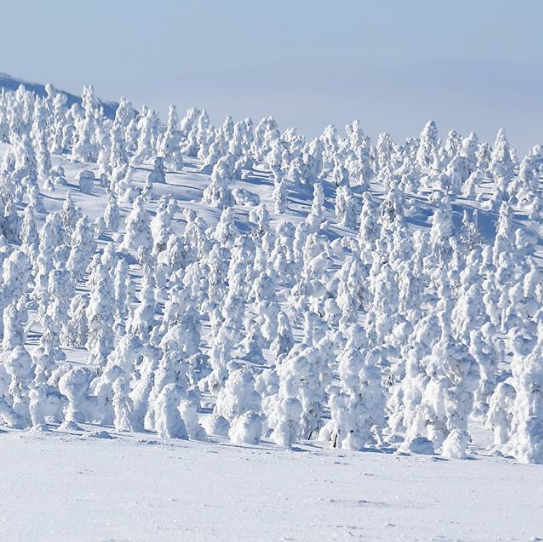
0, 83, 543, 540
0, 73, 118, 117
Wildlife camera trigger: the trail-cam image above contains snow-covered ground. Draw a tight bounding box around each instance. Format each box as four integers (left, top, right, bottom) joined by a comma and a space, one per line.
3, 428, 543, 542
1, 82, 543, 541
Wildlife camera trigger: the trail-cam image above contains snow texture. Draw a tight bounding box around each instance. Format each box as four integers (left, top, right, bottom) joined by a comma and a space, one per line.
0, 80, 542, 541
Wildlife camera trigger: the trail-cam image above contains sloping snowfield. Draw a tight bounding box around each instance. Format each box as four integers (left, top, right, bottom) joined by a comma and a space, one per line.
1, 83, 543, 542
2, 429, 543, 542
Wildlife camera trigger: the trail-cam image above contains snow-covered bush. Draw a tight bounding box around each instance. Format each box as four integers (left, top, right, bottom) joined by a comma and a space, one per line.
78, 169, 95, 194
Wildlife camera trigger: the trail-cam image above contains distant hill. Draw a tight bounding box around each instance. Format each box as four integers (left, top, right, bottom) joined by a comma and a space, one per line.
0, 72, 118, 118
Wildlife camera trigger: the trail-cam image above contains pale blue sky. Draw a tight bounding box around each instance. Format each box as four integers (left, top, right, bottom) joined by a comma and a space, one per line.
2, 0, 542, 153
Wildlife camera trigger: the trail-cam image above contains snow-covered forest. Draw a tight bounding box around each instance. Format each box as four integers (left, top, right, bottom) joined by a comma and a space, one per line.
0, 82, 542, 466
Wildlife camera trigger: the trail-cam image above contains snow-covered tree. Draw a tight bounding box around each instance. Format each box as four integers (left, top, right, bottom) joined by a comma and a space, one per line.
121, 196, 153, 253
86, 263, 115, 366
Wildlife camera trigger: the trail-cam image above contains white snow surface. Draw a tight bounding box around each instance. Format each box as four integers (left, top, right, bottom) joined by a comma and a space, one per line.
3, 429, 543, 542
1, 84, 543, 541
